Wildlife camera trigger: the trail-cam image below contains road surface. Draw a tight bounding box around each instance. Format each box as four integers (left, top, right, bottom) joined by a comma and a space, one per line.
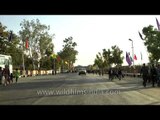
0, 73, 160, 105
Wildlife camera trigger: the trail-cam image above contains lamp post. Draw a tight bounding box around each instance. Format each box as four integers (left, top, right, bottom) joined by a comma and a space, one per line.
129, 38, 134, 68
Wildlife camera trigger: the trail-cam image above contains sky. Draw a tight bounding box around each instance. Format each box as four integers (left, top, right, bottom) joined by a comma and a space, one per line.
0, 15, 160, 66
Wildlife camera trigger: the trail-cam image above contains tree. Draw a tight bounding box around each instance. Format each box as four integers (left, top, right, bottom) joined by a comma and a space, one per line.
6, 35, 23, 68
0, 22, 10, 54
58, 37, 78, 72
0, 22, 23, 69
45, 43, 54, 57
94, 45, 124, 75
110, 45, 124, 66
102, 48, 112, 68
94, 52, 105, 75
19, 19, 54, 70
142, 25, 160, 64
40, 56, 52, 70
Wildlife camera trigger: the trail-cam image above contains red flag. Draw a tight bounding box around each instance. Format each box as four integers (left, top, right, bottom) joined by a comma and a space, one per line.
57, 55, 61, 62
25, 38, 29, 49
134, 54, 137, 60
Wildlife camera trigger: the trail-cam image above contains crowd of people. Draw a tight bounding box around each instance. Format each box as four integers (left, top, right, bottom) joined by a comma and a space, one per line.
108, 67, 124, 81
108, 63, 160, 88
0, 65, 19, 86
1, 63, 160, 88
140, 63, 160, 87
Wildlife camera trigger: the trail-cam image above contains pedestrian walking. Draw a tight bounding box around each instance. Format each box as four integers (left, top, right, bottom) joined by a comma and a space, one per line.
150, 64, 157, 87
3, 65, 10, 86
10, 73, 13, 83
118, 67, 122, 80
140, 63, 149, 87
108, 67, 113, 81
15, 68, 19, 83
0, 67, 3, 85
156, 64, 160, 87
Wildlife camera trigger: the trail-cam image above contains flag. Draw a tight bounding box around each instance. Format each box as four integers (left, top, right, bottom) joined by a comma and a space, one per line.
140, 52, 142, 60
57, 55, 61, 62
134, 54, 137, 60
25, 38, 29, 49
126, 52, 132, 66
8, 31, 13, 42
138, 31, 144, 40
156, 18, 160, 31
130, 56, 133, 62
128, 52, 133, 62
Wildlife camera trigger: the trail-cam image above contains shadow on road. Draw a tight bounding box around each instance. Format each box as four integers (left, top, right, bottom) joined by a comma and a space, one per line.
0, 80, 65, 91
0, 76, 155, 93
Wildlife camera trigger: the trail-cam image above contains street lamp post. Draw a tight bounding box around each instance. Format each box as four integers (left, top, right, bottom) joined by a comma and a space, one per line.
129, 38, 134, 68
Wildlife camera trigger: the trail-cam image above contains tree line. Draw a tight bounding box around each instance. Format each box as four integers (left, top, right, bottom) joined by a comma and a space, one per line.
92, 24, 160, 73
1, 19, 159, 73
0, 19, 78, 72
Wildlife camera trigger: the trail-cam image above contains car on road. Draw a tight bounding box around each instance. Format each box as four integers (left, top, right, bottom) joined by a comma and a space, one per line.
78, 68, 87, 75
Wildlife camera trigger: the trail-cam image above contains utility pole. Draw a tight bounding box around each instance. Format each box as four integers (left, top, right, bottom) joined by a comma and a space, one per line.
129, 38, 134, 68
22, 41, 25, 77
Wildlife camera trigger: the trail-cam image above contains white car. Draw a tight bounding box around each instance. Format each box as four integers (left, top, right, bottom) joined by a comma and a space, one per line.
78, 68, 86, 75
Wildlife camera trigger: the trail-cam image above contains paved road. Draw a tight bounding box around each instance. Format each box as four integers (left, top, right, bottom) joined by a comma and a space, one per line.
0, 73, 160, 105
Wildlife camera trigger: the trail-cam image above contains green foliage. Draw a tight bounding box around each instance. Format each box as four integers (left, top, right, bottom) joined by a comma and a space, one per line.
142, 25, 160, 63
94, 45, 124, 69
58, 37, 78, 71
94, 52, 104, 69
0, 22, 23, 69
102, 48, 112, 67
110, 45, 124, 66
19, 19, 54, 69
40, 56, 52, 70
